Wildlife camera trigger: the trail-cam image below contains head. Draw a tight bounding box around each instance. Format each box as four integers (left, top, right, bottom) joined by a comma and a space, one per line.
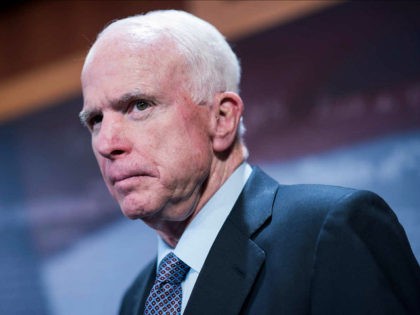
80, 10, 247, 237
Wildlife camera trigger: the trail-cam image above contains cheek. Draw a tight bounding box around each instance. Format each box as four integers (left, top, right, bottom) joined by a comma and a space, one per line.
92, 138, 104, 166
173, 135, 212, 187
93, 151, 106, 176
92, 150, 115, 195
152, 124, 212, 183
162, 122, 211, 161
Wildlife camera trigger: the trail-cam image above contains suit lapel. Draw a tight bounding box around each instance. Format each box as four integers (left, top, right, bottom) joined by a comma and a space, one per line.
184, 167, 279, 315
123, 260, 156, 315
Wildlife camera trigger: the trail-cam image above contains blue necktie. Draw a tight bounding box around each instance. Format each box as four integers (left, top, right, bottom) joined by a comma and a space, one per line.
144, 252, 190, 315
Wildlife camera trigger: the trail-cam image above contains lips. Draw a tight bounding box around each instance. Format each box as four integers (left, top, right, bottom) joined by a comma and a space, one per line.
107, 165, 157, 187
110, 172, 144, 186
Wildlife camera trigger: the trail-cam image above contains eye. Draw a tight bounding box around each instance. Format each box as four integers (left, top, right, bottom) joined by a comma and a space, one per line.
84, 114, 103, 131
133, 99, 151, 111
89, 114, 103, 129
126, 98, 155, 120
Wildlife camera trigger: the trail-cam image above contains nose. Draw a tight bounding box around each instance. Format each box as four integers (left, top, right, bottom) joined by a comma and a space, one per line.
92, 114, 130, 160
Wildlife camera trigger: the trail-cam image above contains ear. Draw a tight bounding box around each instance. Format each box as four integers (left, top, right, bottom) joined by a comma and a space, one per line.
212, 92, 244, 153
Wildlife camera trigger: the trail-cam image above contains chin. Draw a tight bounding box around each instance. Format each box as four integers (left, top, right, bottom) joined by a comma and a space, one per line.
121, 209, 143, 220
118, 198, 146, 219
118, 194, 162, 221
120, 202, 152, 220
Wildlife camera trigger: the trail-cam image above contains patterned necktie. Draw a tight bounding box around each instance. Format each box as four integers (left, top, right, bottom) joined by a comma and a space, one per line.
144, 252, 190, 315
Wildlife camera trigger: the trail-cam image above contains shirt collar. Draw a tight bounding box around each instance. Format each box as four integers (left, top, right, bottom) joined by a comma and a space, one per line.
157, 162, 252, 272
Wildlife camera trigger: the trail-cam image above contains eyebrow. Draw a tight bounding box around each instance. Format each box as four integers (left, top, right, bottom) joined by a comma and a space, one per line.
78, 91, 157, 127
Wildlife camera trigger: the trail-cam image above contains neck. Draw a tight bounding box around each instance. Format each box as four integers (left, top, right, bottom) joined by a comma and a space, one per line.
155, 146, 245, 248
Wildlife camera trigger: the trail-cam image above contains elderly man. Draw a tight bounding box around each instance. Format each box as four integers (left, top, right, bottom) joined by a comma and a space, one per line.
79, 9, 420, 315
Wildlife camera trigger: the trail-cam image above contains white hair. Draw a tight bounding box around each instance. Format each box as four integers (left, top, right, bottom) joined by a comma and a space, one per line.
92, 9, 248, 157
97, 10, 241, 104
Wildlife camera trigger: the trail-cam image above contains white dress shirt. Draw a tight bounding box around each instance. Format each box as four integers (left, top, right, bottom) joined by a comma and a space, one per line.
156, 162, 252, 314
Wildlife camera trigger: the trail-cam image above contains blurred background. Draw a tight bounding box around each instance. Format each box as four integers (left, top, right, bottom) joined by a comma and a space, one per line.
0, 1, 419, 314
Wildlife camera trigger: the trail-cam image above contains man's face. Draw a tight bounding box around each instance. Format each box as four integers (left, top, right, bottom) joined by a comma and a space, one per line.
81, 35, 215, 224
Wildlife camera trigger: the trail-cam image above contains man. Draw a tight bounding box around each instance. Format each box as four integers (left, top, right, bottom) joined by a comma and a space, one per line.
79, 9, 420, 315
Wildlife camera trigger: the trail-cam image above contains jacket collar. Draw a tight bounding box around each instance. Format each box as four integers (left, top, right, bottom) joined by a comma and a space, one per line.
184, 166, 279, 315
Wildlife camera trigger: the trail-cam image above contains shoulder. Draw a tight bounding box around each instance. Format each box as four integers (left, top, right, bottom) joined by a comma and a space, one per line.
251, 165, 357, 207
249, 166, 371, 235
255, 167, 412, 255
276, 183, 357, 211
307, 188, 420, 313
272, 181, 407, 243
269, 182, 357, 230
256, 171, 420, 312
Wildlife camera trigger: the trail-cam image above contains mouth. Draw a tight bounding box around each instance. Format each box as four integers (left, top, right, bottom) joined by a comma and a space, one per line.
108, 166, 154, 183
109, 173, 155, 193
111, 172, 149, 186
105, 164, 158, 190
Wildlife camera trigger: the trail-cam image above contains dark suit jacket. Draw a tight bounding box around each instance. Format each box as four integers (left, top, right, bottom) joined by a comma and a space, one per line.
120, 167, 420, 315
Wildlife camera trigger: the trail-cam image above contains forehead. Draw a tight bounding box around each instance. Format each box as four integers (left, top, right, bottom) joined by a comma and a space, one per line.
81, 30, 187, 108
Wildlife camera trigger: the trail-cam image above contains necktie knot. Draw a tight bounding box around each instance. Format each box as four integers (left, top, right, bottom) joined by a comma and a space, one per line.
144, 252, 190, 314
156, 252, 190, 285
